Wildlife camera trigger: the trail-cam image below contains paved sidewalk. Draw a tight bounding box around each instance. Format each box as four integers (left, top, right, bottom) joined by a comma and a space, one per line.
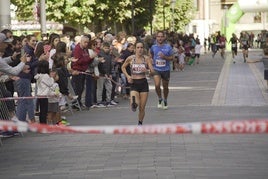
212, 50, 268, 106
0, 50, 268, 179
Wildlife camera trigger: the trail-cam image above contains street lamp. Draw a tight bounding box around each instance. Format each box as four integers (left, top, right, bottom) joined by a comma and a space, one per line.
224, 5, 228, 35
163, 1, 165, 30
40, 0, 46, 34
0, 0, 11, 29
149, 0, 153, 35
131, 0, 135, 35
171, 0, 175, 32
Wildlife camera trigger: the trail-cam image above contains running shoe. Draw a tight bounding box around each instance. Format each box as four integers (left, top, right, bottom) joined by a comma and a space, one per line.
56, 121, 65, 126
60, 105, 68, 111
138, 120, 143, 126
107, 102, 116, 107
131, 96, 138, 112
0, 131, 14, 138
96, 102, 106, 108
11, 116, 19, 122
157, 99, 163, 109
90, 104, 98, 108
163, 101, 168, 110
110, 100, 118, 105
72, 95, 78, 100
56, 119, 70, 126
61, 119, 70, 126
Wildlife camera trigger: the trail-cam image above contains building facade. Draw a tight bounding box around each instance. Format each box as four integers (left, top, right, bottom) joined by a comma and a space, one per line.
187, 0, 268, 46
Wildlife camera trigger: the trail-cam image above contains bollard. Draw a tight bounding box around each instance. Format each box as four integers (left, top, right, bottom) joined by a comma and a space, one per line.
262, 48, 268, 87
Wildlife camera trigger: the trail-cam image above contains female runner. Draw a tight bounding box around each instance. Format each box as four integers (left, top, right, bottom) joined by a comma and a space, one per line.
121, 42, 154, 125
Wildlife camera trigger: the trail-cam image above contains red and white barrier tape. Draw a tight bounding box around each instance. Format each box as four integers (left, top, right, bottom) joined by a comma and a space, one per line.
1, 119, 268, 134
0, 95, 54, 101
80, 71, 127, 88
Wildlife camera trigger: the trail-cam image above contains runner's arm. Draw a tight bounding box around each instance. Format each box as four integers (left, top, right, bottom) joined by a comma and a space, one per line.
121, 57, 132, 79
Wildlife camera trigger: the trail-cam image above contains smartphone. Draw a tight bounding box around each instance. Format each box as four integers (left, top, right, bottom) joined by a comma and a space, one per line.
21, 48, 25, 56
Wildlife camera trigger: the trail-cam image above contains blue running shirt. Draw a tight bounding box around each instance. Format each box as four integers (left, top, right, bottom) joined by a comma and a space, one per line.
150, 44, 173, 71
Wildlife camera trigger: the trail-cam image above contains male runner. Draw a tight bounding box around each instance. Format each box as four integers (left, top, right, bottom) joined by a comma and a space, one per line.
149, 31, 173, 109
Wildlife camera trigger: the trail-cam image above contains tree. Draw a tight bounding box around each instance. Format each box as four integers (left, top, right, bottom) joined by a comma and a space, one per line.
153, 0, 194, 32
10, 0, 193, 34
11, 0, 36, 21
89, 0, 155, 34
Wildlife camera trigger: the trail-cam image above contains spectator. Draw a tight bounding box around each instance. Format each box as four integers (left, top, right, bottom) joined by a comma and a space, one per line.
0, 33, 26, 76
71, 35, 93, 107
96, 42, 113, 107
0, 33, 27, 122
48, 33, 60, 69
34, 60, 52, 124
118, 43, 135, 99
15, 34, 39, 122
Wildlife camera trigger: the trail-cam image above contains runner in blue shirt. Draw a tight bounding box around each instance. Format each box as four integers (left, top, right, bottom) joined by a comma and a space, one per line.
149, 31, 173, 109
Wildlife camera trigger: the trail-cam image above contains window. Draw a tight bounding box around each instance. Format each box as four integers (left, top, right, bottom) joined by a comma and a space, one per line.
221, 0, 237, 9
254, 12, 261, 23
193, 25, 197, 34
194, 0, 199, 11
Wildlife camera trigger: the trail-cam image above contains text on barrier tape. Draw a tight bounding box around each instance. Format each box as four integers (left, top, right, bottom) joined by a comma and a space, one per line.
0, 119, 268, 134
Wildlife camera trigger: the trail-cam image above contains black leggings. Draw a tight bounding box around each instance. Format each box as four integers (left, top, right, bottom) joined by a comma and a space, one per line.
38, 98, 48, 124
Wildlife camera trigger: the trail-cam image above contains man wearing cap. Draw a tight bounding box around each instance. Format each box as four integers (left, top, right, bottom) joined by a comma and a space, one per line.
0, 33, 27, 76
0, 32, 27, 130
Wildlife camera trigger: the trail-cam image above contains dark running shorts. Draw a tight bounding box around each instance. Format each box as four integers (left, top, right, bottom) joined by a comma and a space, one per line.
242, 44, 249, 50
130, 78, 149, 93
232, 47, 237, 53
154, 70, 170, 81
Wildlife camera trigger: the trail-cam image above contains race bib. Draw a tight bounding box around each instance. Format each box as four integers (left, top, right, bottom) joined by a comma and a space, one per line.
155, 59, 166, 67
132, 63, 146, 74
232, 44, 237, 47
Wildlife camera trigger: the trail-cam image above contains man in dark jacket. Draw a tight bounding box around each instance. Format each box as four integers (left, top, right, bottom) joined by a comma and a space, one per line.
15, 34, 38, 122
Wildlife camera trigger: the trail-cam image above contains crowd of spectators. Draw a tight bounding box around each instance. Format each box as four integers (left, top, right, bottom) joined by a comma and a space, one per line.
1, 27, 267, 137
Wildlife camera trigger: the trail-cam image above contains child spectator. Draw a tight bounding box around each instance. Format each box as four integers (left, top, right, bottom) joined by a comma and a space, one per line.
188, 47, 196, 66
173, 42, 179, 71
47, 69, 62, 125
52, 41, 77, 102
176, 46, 186, 71
195, 41, 202, 64
96, 42, 113, 107
184, 41, 191, 63
34, 60, 55, 124
53, 52, 77, 110
118, 43, 135, 99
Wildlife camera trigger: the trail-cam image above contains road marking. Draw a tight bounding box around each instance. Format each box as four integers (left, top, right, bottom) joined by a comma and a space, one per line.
248, 63, 268, 103
211, 54, 231, 105
148, 85, 215, 91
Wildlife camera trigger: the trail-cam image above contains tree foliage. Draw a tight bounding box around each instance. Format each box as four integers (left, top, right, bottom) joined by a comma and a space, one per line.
11, 0, 36, 21
154, 0, 194, 32
10, 0, 194, 34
